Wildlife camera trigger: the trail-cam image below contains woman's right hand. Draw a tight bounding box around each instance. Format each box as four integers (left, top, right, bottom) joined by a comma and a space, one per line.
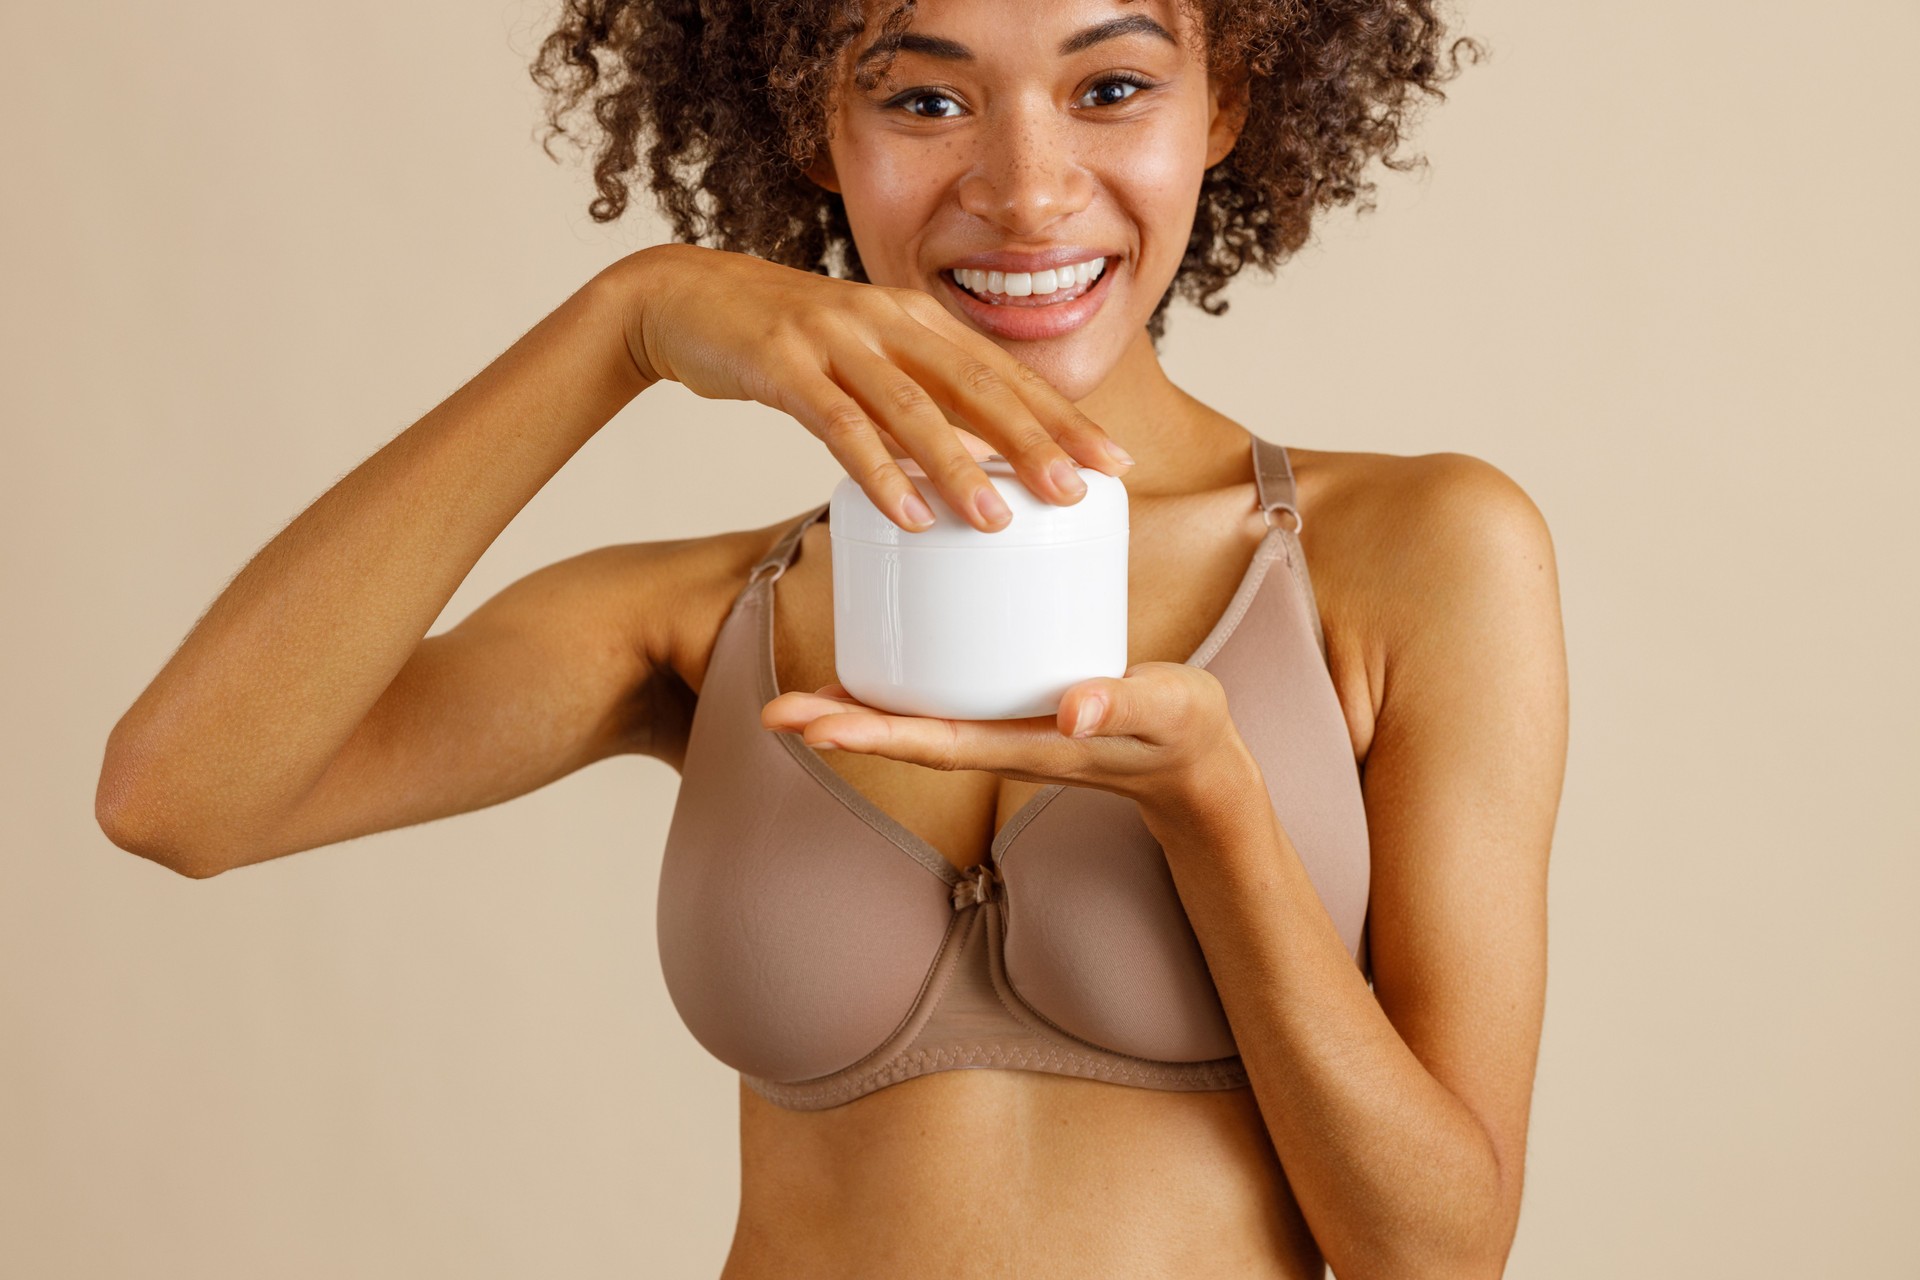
615, 242, 1135, 533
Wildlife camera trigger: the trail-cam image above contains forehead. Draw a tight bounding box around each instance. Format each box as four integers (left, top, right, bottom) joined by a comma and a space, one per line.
849, 0, 1205, 77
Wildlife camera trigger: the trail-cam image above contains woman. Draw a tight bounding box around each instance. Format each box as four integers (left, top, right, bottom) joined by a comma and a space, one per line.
98, 0, 1561, 1275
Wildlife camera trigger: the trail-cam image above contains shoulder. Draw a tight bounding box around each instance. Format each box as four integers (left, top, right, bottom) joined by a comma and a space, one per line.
1364, 451, 1557, 661
1286, 447, 1559, 759
1293, 447, 1554, 627
1346, 450, 1566, 779
1297, 445, 1550, 561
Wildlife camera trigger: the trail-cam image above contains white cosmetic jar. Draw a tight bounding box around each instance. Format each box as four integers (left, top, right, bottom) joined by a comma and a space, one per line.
829, 456, 1129, 720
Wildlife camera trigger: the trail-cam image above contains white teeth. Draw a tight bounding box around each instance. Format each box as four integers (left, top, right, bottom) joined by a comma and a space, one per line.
953, 257, 1109, 303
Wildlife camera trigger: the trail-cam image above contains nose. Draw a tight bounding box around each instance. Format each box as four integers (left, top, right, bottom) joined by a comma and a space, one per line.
954, 100, 1094, 237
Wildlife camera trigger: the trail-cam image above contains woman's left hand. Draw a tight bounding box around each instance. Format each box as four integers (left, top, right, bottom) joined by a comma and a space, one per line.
761, 662, 1254, 816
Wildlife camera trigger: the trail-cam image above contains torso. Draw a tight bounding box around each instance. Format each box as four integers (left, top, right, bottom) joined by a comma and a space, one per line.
658, 428, 1388, 1278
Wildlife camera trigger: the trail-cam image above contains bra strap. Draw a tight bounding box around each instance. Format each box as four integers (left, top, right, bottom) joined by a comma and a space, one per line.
1249, 433, 1328, 665
749, 502, 832, 586
1249, 434, 1304, 534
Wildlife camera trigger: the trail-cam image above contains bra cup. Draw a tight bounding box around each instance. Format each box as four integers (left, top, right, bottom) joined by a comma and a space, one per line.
1203, 557, 1373, 963
1000, 786, 1240, 1063
657, 593, 956, 1084
652, 442, 1374, 1106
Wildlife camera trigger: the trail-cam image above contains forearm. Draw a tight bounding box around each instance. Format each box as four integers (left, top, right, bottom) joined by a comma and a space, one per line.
1138, 751, 1511, 1280
99, 258, 658, 856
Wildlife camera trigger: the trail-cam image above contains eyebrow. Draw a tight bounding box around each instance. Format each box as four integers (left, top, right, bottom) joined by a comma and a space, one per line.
854, 14, 1179, 71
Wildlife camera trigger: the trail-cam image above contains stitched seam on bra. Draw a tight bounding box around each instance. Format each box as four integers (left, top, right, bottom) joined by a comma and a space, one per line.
741, 906, 979, 1099
1275, 527, 1330, 671
746, 1043, 1249, 1108
832, 904, 971, 1082
744, 1040, 1250, 1109
739, 903, 971, 1104
988, 784, 1065, 869
740, 902, 1248, 1110
985, 897, 1244, 1074
746, 1046, 1250, 1109
753, 577, 962, 889
754, 502, 1071, 883
752, 490, 1286, 882
1188, 531, 1284, 671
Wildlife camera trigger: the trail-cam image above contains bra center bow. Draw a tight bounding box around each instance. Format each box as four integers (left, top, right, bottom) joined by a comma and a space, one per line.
950, 862, 1000, 911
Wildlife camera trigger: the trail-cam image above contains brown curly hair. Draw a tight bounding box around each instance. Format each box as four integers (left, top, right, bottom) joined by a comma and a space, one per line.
529, 0, 1486, 347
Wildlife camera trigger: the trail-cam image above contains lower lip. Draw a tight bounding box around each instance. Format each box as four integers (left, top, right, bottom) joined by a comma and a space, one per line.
941, 260, 1115, 341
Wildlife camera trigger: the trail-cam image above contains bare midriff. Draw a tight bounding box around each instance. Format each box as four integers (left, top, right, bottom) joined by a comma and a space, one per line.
720, 1070, 1325, 1278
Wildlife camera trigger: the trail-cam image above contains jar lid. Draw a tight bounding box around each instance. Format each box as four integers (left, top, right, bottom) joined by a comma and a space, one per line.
830, 456, 1129, 548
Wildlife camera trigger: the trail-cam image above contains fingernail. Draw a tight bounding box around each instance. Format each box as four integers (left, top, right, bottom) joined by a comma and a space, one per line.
974, 484, 1011, 527
1105, 441, 1136, 467
1049, 458, 1088, 499
900, 492, 935, 529
809, 739, 840, 752
1071, 696, 1105, 738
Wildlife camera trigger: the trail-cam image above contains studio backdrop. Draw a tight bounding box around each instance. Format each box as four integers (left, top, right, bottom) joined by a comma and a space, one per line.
2, 0, 1913, 1276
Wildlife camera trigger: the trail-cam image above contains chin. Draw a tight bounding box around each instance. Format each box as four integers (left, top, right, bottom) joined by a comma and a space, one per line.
1008, 350, 1108, 403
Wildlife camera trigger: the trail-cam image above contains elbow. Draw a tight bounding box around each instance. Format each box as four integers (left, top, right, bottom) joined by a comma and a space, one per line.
1340, 1144, 1519, 1280
95, 735, 228, 880
95, 792, 227, 880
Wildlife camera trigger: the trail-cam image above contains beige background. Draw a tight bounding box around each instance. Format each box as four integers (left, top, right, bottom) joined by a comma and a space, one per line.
4, 0, 1914, 1275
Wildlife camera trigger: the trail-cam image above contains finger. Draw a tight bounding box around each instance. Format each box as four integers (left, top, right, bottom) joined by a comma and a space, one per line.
895, 300, 1137, 479
761, 687, 870, 732
777, 366, 939, 533
1058, 663, 1208, 745
804, 706, 1066, 775
879, 423, 996, 462
829, 345, 1014, 532
879, 326, 1093, 508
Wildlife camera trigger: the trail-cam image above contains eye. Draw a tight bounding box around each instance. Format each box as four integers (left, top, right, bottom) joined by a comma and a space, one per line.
887, 88, 966, 120
1077, 73, 1156, 109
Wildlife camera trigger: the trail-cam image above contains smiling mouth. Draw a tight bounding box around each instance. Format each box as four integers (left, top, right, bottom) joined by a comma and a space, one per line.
942, 258, 1110, 307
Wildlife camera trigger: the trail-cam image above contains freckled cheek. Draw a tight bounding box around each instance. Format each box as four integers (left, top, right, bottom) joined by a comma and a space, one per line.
838, 144, 952, 283
1100, 136, 1208, 279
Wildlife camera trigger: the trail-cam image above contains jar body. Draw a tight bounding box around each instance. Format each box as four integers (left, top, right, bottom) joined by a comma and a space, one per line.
830, 533, 1128, 720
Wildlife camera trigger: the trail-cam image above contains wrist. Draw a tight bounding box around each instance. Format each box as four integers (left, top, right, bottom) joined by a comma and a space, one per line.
1136, 737, 1271, 849
595, 245, 686, 391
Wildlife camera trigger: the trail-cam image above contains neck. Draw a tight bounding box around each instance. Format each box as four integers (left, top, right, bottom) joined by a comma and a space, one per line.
1074, 326, 1255, 500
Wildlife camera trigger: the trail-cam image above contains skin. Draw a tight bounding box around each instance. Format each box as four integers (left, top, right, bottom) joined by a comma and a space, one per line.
96, 0, 1562, 1274
738, 1, 1560, 1275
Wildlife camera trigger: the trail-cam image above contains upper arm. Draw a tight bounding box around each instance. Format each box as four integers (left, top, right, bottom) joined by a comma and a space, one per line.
1358, 452, 1567, 1234
218, 539, 707, 871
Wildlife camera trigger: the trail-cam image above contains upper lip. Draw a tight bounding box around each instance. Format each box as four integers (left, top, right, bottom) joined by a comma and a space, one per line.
942, 247, 1115, 274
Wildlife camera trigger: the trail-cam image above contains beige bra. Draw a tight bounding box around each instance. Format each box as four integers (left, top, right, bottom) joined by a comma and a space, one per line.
657, 434, 1371, 1111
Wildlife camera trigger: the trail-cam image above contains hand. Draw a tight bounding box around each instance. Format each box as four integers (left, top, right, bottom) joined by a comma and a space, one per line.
611, 243, 1135, 533
760, 662, 1257, 817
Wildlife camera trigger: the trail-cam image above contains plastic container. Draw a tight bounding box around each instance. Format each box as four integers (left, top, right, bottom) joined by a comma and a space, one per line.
829, 455, 1129, 720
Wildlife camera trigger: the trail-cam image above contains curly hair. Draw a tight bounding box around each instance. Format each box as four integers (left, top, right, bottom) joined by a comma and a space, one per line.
529, 0, 1486, 347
